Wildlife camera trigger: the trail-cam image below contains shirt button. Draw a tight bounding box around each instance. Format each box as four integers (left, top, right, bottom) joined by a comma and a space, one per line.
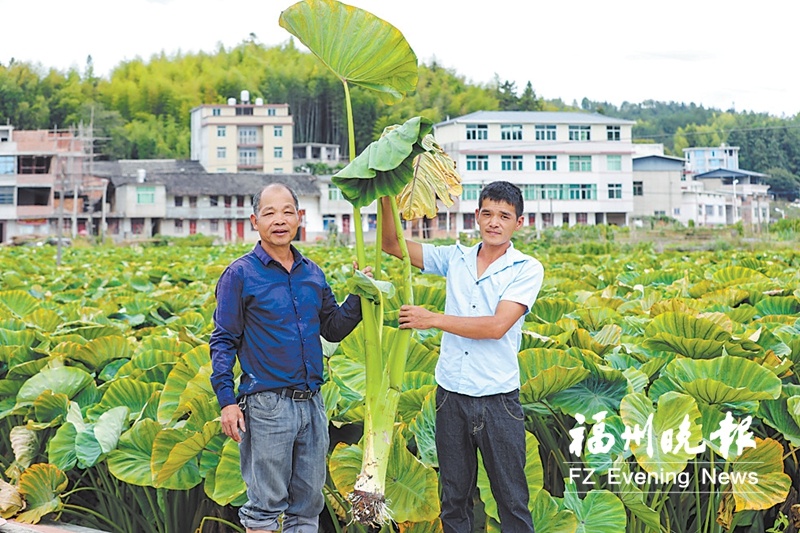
472, 305, 476, 308
465, 351, 469, 355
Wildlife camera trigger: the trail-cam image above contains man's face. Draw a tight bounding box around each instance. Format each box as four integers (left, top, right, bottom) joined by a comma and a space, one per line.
475, 198, 522, 247
250, 185, 299, 248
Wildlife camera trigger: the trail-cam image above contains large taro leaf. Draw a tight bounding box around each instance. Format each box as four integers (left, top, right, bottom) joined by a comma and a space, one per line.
530, 298, 578, 324
69, 335, 132, 374
107, 418, 160, 486
9, 426, 37, 469
729, 438, 791, 511
332, 117, 434, 207
0, 290, 41, 318
657, 356, 781, 405
153, 423, 218, 489
529, 489, 578, 533
16, 366, 94, 408
346, 269, 395, 305
16, 463, 68, 524
560, 483, 626, 533
406, 387, 437, 467
279, 0, 418, 104
711, 266, 771, 287
518, 348, 589, 404
329, 435, 440, 523
550, 364, 628, 419
158, 344, 214, 424
0, 478, 25, 519
396, 134, 461, 220
477, 432, 543, 521
755, 296, 800, 317
605, 458, 661, 531
86, 378, 162, 422
643, 312, 761, 359
619, 391, 703, 474
758, 395, 800, 447
208, 438, 247, 506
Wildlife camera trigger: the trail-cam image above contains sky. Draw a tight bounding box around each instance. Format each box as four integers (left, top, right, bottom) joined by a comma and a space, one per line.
2, 0, 797, 117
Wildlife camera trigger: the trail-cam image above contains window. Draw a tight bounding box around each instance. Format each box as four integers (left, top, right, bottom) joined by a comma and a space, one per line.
568, 125, 591, 141
238, 148, 257, 166
323, 215, 336, 230
569, 155, 592, 172
224, 195, 232, 208
655, 210, 666, 216
175, 220, 184, 233
174, 196, 183, 207
274, 125, 283, 137
535, 125, 556, 141
210, 195, 219, 207
235, 106, 254, 116
543, 184, 563, 200
501, 155, 523, 171
576, 213, 588, 225
608, 183, 622, 199
466, 124, 488, 140
137, 186, 155, 204
238, 127, 258, 145
274, 168, 283, 173
535, 155, 557, 171
217, 126, 226, 137
466, 155, 489, 171
673, 207, 681, 216
607, 126, 621, 141
216, 147, 226, 159
212, 108, 221, 116
237, 195, 245, 208
501, 124, 522, 140
328, 184, 344, 200
210, 219, 219, 232
705, 205, 715, 216
0, 186, 13, 204
189, 196, 197, 208
131, 218, 145, 235
633, 181, 643, 196
274, 146, 283, 158
522, 184, 539, 201
462, 184, 481, 201
607, 155, 622, 171
0, 155, 14, 174
267, 108, 276, 116
463, 213, 475, 230
569, 184, 596, 200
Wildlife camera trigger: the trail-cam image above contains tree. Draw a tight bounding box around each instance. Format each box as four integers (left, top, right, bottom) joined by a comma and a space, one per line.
764, 167, 800, 201
517, 81, 543, 111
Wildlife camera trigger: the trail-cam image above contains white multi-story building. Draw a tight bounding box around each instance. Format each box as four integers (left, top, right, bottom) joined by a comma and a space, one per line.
431, 111, 636, 232
190, 90, 294, 174
684, 144, 739, 176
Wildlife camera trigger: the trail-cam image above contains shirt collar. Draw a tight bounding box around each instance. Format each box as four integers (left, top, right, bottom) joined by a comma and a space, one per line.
253, 242, 307, 268
461, 240, 527, 279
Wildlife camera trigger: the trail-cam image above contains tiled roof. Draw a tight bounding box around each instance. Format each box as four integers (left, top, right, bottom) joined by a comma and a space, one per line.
436, 111, 635, 126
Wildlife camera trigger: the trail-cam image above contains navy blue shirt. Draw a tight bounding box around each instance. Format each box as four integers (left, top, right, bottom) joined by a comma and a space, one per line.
209, 243, 362, 408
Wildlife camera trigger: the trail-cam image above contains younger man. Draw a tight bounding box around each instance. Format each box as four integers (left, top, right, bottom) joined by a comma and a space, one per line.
381, 181, 544, 532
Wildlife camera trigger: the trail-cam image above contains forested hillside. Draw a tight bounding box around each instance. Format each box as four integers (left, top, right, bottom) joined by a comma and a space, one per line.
2, 40, 799, 198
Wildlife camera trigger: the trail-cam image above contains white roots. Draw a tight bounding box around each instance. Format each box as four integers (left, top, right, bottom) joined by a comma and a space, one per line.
347, 489, 391, 527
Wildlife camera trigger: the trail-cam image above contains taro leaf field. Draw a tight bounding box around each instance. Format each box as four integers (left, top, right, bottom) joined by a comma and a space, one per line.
1, 237, 799, 533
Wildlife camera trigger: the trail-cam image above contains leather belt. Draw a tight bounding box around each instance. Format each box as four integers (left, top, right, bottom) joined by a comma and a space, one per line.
274, 388, 317, 401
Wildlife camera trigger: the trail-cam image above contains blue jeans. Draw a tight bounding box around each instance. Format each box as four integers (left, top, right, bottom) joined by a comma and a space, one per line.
238, 390, 329, 533
435, 387, 534, 533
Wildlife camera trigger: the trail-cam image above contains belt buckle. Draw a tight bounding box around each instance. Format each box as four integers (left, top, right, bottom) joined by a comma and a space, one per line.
291, 389, 311, 401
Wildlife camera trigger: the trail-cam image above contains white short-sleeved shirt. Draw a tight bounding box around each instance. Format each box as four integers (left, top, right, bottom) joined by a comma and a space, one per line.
421, 241, 544, 396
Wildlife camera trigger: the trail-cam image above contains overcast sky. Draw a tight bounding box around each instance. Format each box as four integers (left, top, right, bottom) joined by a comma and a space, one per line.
2, 0, 797, 117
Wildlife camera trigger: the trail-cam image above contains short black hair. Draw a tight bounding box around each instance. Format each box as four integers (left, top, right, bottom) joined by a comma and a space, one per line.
478, 181, 524, 218
252, 183, 299, 214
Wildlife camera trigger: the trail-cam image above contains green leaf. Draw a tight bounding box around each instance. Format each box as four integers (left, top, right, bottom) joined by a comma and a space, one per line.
107, 419, 160, 486
157, 344, 213, 424
345, 270, 395, 304
550, 365, 628, 419
518, 348, 590, 404
619, 391, 704, 474
656, 356, 782, 405
406, 388, 437, 467
0, 290, 41, 318
759, 395, 800, 447
529, 489, 578, 533
279, 0, 418, 103
332, 117, 433, 207
151, 428, 202, 489
47, 422, 78, 471
16, 366, 94, 407
16, 464, 68, 524
560, 484, 626, 533
730, 438, 791, 511
209, 438, 247, 506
